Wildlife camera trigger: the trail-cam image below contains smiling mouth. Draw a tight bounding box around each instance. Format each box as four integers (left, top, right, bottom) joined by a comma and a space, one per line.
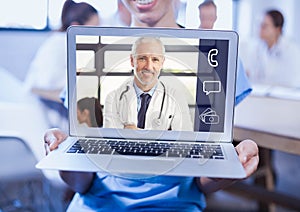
135, 0, 154, 5
141, 70, 155, 75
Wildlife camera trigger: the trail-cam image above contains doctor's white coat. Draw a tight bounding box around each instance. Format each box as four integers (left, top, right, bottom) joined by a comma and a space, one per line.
104, 78, 193, 131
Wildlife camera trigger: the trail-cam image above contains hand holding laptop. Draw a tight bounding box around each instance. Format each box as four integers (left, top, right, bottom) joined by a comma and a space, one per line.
44, 128, 68, 155
235, 139, 259, 178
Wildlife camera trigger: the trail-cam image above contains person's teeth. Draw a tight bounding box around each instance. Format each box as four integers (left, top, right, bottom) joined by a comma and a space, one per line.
136, 0, 154, 5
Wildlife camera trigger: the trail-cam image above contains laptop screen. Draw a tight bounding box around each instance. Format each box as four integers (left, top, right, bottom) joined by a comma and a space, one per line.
68, 27, 237, 142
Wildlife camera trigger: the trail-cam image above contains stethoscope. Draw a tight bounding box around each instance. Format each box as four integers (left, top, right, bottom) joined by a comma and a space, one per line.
119, 81, 166, 126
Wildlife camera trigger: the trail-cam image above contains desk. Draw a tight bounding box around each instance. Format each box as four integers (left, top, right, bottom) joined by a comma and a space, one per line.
234, 95, 300, 155
231, 94, 300, 211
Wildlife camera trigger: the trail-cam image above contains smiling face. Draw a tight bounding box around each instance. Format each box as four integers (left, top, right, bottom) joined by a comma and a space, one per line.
121, 0, 177, 27
131, 37, 165, 91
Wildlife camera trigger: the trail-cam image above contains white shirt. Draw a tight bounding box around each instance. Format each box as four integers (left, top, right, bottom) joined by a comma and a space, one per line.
245, 36, 300, 88
24, 32, 67, 91
103, 77, 193, 131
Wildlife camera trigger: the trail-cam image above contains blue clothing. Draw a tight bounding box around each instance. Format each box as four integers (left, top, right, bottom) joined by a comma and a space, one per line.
235, 59, 252, 105
62, 61, 252, 212
69, 174, 206, 211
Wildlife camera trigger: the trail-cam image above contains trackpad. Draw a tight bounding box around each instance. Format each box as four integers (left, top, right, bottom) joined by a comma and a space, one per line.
107, 157, 176, 175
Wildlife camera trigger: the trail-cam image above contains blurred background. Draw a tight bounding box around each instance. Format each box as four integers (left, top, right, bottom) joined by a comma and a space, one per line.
0, 0, 299, 211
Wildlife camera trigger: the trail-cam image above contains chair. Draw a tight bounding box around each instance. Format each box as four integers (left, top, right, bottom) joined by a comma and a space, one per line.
0, 102, 72, 211
0, 134, 53, 211
0, 69, 71, 211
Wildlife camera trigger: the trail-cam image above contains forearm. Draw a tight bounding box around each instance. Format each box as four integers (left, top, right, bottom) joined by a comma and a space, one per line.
31, 88, 62, 102
196, 177, 237, 194
59, 171, 95, 194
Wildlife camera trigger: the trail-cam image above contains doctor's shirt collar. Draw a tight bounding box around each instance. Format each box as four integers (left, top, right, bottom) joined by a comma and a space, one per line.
133, 81, 157, 97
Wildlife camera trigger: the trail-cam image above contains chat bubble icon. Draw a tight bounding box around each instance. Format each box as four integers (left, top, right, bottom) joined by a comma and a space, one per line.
203, 81, 221, 95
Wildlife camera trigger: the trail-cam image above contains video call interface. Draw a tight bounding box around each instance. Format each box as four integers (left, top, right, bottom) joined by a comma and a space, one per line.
75, 35, 229, 133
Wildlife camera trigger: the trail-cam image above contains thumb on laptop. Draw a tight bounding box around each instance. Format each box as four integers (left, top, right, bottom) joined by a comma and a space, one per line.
44, 128, 68, 154
235, 139, 259, 178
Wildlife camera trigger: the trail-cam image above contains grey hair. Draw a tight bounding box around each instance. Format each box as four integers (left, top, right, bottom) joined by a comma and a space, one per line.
131, 37, 166, 56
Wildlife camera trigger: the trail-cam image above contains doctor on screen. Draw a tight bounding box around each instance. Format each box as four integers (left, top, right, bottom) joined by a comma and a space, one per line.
104, 37, 193, 131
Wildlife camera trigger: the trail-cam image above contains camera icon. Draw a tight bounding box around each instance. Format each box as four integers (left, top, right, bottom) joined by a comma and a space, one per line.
199, 108, 220, 125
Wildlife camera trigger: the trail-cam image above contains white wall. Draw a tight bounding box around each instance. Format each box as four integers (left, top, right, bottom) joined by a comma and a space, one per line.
292, 0, 300, 44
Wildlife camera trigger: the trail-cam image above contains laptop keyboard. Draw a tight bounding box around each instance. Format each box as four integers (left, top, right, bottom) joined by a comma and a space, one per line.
66, 139, 224, 159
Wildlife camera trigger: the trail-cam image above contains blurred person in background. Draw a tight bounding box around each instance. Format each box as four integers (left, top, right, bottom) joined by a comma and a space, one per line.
24, 0, 100, 130
198, 0, 217, 29
77, 97, 103, 128
245, 9, 300, 87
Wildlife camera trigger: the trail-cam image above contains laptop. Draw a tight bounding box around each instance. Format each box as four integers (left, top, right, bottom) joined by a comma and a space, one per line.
36, 26, 246, 179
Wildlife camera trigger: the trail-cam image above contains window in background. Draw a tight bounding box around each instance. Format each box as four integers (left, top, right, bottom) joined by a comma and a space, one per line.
0, 0, 116, 30
0, 0, 48, 30
75, 35, 199, 107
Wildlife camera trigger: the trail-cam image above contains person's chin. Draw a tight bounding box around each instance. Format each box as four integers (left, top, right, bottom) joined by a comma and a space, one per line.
141, 79, 155, 87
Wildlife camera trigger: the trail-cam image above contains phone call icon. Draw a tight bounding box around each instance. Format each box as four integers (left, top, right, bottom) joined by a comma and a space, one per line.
208, 49, 218, 67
